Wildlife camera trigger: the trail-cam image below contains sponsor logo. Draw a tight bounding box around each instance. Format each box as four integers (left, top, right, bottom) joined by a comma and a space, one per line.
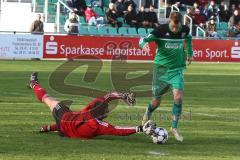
46, 36, 58, 54
165, 43, 183, 49
231, 42, 240, 58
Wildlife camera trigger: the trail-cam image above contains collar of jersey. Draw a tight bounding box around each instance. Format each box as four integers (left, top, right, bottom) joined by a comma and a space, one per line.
168, 23, 182, 34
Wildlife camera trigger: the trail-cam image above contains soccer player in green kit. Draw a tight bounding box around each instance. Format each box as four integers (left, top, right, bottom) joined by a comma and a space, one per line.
139, 12, 193, 142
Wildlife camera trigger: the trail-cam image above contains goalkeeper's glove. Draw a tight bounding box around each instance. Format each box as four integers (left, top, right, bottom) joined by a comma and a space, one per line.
123, 92, 136, 106
136, 125, 143, 133
142, 120, 156, 135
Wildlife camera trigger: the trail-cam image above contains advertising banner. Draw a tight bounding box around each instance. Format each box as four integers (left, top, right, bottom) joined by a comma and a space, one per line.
0, 34, 43, 59
192, 39, 240, 62
43, 35, 155, 60
43, 35, 240, 62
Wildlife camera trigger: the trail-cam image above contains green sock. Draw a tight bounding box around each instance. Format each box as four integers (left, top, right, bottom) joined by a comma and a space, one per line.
147, 103, 158, 113
171, 103, 182, 128
172, 120, 178, 129
145, 104, 158, 119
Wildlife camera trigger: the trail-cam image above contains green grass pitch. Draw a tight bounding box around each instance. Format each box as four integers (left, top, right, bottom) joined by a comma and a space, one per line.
0, 60, 239, 160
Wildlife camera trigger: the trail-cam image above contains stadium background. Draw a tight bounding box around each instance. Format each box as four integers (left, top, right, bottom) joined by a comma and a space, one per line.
0, 0, 239, 60
0, 0, 240, 160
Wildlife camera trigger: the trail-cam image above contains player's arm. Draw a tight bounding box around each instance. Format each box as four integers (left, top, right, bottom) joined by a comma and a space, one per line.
104, 92, 136, 106
81, 92, 136, 113
139, 29, 159, 52
82, 92, 135, 120
185, 28, 194, 65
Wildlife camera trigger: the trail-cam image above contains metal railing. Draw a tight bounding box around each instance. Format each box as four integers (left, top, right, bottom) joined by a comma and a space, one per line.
0, 30, 66, 35
32, 0, 48, 22
0, 0, 2, 13
196, 26, 206, 38
56, 0, 73, 32
184, 14, 193, 35
44, 0, 48, 22
157, 0, 167, 19
31, 0, 75, 31
32, 0, 36, 12
138, 0, 141, 9
216, 15, 220, 24
1, 0, 24, 2
137, 0, 167, 20
171, 4, 179, 12
1, 30, 237, 40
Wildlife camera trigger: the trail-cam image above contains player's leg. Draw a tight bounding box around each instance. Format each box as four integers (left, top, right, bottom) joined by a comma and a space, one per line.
142, 98, 161, 125
169, 69, 184, 142
42, 97, 59, 112
28, 72, 72, 136
171, 89, 183, 129
142, 64, 170, 124
27, 72, 59, 112
170, 89, 184, 142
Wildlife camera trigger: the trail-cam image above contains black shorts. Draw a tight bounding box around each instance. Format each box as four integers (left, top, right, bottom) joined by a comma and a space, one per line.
52, 102, 72, 132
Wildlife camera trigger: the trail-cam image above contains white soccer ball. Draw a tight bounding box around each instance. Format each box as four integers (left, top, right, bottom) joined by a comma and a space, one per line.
151, 127, 168, 144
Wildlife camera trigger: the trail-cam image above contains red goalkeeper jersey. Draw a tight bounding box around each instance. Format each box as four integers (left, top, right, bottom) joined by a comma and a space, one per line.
59, 97, 105, 138
59, 92, 125, 138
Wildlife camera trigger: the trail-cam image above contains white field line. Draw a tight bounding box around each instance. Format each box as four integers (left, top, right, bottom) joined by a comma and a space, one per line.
185, 111, 240, 120
133, 105, 240, 120
24, 59, 240, 64
185, 73, 240, 76
132, 104, 238, 109
0, 91, 32, 96
147, 151, 170, 156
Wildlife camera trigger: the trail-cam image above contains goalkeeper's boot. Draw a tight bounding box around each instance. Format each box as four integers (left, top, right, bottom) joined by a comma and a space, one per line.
27, 72, 39, 89
170, 127, 183, 142
40, 124, 57, 133
143, 120, 156, 135
142, 106, 153, 125
123, 92, 136, 106
40, 125, 51, 133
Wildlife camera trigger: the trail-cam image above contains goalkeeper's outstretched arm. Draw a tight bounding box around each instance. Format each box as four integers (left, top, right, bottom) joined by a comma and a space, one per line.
104, 92, 136, 106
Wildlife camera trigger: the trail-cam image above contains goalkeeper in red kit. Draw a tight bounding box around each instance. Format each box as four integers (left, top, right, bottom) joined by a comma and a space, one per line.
27, 72, 155, 139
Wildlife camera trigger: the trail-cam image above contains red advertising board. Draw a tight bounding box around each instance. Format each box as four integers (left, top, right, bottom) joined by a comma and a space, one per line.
43, 35, 155, 60
43, 35, 240, 62
192, 39, 240, 62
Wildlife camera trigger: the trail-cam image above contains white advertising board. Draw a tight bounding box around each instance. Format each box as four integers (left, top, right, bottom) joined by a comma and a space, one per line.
0, 34, 43, 59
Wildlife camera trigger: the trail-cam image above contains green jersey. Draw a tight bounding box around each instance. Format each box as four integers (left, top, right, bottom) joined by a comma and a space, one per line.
139, 24, 193, 70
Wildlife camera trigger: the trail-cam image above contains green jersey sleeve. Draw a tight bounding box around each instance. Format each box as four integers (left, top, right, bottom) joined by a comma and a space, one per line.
139, 34, 157, 48
185, 33, 193, 58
